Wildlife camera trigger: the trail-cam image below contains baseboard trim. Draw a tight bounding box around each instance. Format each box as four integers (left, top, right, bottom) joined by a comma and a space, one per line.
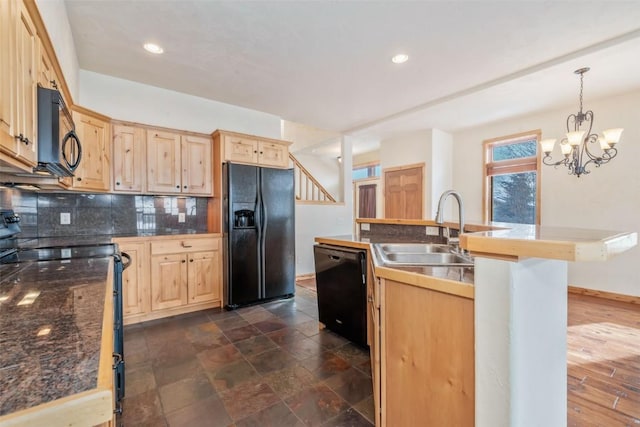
568, 286, 640, 305
296, 273, 315, 282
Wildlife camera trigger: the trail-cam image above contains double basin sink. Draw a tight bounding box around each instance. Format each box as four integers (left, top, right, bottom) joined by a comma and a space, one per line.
373, 243, 474, 268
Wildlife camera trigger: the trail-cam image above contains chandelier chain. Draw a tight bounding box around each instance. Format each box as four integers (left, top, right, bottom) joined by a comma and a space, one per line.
579, 72, 584, 114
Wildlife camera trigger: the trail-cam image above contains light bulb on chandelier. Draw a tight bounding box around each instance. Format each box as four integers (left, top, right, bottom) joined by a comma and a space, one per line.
540, 67, 623, 178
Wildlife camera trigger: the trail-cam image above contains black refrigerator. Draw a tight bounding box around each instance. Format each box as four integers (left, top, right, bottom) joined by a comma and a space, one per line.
224, 163, 295, 308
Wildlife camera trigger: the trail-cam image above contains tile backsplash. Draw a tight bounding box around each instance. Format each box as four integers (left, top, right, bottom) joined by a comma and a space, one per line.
0, 188, 208, 238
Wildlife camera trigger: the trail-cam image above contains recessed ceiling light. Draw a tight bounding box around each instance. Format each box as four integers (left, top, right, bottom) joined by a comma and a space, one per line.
143, 43, 164, 54
392, 54, 409, 64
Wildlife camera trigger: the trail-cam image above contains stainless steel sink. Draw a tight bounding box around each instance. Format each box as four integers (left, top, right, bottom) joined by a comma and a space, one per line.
373, 243, 474, 267
378, 243, 450, 254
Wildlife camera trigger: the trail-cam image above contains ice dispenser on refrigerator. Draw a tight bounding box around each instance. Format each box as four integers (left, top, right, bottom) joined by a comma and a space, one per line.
234, 209, 255, 228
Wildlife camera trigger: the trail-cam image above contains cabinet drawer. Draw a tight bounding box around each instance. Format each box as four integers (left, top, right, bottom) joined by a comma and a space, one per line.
151, 237, 219, 255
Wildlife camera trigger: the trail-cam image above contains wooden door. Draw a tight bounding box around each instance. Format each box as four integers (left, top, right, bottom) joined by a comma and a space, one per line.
258, 141, 288, 168
151, 253, 188, 310
13, 0, 37, 165
187, 250, 219, 304
72, 111, 110, 191
381, 279, 474, 426
119, 241, 149, 318
0, 0, 15, 154
358, 184, 377, 218
384, 166, 423, 219
223, 134, 258, 164
147, 130, 181, 193
113, 124, 145, 192
181, 134, 212, 195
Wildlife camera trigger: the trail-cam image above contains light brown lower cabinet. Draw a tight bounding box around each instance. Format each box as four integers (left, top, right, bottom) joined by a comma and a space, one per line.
119, 241, 149, 317
116, 235, 222, 325
376, 278, 475, 426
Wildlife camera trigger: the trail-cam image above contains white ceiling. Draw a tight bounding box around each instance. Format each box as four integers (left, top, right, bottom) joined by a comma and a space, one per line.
64, 1, 640, 151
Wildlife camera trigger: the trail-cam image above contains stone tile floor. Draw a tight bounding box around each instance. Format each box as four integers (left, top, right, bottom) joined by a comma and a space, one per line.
119, 286, 374, 426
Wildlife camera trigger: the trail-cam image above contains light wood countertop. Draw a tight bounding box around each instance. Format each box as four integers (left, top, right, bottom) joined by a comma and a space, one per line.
460, 224, 637, 262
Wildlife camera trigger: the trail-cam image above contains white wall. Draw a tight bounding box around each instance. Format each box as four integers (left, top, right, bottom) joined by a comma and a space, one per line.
35, 0, 80, 100
453, 89, 640, 296
353, 150, 380, 166
293, 153, 341, 201
295, 137, 354, 276
428, 129, 454, 218
78, 70, 281, 138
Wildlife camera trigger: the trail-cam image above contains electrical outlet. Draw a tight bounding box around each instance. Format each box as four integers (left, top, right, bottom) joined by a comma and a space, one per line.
60, 212, 71, 225
178, 213, 186, 223
425, 226, 439, 236
361, 223, 371, 231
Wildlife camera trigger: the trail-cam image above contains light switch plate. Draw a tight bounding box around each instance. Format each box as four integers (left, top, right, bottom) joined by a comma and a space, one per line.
426, 226, 439, 236
178, 213, 186, 223
60, 212, 71, 225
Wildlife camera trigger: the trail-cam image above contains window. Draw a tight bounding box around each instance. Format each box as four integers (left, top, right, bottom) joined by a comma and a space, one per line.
352, 163, 381, 181
483, 131, 541, 224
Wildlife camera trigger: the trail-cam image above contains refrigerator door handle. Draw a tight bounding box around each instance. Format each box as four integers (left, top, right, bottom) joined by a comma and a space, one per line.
259, 169, 267, 297
256, 172, 263, 299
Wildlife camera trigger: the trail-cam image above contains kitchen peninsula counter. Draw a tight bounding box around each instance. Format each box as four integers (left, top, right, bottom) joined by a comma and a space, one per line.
0, 258, 114, 426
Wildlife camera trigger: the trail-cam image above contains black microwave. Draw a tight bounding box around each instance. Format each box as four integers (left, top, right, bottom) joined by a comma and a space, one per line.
35, 86, 82, 177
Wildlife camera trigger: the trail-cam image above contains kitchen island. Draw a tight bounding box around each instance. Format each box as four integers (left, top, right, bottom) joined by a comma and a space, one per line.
316, 219, 637, 427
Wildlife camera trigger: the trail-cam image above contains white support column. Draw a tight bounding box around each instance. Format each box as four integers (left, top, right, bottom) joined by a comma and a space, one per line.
475, 257, 568, 427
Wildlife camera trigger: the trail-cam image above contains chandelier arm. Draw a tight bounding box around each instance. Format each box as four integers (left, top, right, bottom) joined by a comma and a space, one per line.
582, 133, 601, 162
542, 154, 570, 168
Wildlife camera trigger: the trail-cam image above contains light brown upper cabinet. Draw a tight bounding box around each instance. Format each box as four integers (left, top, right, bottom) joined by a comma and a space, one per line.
71, 107, 111, 191
214, 130, 290, 169
181, 134, 213, 195
112, 123, 145, 193
146, 130, 212, 196
37, 37, 61, 94
0, 0, 15, 158
384, 164, 423, 219
0, 0, 38, 170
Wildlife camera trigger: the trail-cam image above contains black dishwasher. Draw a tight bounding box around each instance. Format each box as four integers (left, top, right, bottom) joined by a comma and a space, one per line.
313, 244, 367, 347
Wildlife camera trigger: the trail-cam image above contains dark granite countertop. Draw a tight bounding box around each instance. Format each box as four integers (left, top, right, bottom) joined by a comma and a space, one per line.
0, 257, 111, 416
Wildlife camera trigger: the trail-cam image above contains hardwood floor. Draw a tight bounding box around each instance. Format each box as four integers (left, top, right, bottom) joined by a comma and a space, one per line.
567, 294, 640, 426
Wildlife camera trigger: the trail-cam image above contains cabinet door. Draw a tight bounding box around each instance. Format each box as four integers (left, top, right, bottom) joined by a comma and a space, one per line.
151, 253, 188, 310
258, 141, 289, 168
187, 250, 220, 304
72, 111, 111, 191
13, 0, 37, 165
181, 134, 212, 195
147, 130, 181, 193
0, 0, 14, 151
113, 124, 145, 192
224, 135, 258, 164
381, 279, 474, 426
38, 40, 54, 89
120, 241, 149, 318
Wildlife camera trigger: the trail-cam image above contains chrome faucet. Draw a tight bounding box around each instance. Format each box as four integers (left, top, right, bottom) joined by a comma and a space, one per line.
435, 190, 465, 245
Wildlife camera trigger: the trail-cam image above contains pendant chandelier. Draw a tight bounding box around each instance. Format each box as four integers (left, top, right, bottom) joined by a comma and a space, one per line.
540, 67, 623, 178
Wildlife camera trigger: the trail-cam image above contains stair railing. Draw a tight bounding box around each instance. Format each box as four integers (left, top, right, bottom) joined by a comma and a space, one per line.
289, 153, 337, 203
